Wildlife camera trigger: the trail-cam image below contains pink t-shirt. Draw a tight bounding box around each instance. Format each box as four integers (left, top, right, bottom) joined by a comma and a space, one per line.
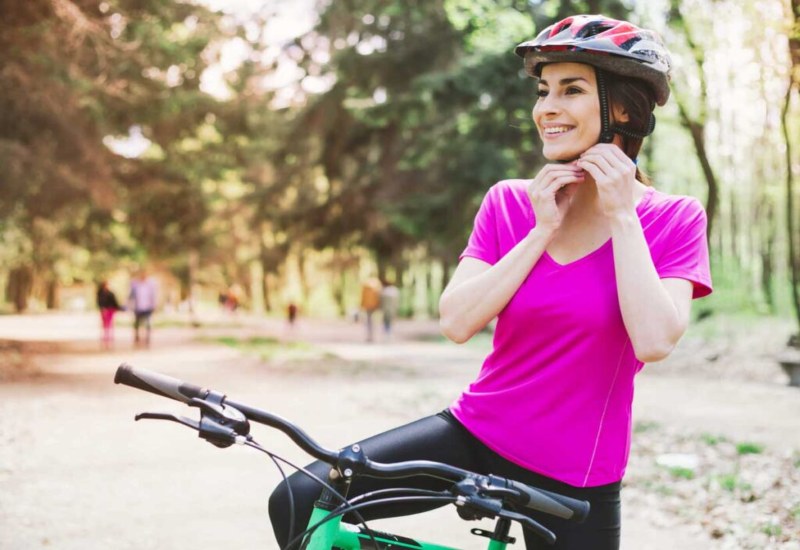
450, 179, 712, 487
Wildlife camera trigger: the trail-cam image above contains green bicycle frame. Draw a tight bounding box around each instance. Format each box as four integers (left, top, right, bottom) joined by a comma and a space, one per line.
301, 504, 511, 550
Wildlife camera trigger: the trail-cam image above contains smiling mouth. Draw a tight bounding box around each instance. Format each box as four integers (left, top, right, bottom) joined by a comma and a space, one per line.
543, 126, 574, 136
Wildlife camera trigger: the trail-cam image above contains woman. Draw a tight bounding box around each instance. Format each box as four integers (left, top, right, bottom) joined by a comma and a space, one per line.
269, 15, 712, 549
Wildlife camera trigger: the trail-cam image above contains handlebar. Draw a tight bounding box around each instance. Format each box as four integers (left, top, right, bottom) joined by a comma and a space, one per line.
114, 364, 589, 524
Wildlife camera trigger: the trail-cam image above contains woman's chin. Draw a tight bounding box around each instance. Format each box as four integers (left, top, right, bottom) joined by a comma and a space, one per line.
543, 149, 580, 163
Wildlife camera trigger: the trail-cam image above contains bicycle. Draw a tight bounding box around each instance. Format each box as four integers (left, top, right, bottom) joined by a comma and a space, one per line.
114, 364, 590, 549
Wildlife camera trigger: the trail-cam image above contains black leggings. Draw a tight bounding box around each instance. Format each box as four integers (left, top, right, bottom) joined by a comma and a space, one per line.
269, 411, 621, 550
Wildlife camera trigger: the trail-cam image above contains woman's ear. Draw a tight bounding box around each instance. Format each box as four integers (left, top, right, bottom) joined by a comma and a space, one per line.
612, 104, 630, 124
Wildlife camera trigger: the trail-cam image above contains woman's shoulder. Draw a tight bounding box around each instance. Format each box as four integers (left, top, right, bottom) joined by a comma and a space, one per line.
643, 187, 706, 223
483, 179, 530, 204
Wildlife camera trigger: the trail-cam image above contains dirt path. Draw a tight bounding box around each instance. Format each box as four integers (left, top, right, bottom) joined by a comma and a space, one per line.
0, 312, 797, 549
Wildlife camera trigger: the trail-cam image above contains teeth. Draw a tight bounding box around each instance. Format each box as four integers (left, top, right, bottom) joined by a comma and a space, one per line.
545, 126, 572, 135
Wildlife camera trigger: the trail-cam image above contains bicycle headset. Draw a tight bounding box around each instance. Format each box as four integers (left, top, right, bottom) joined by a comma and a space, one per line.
514, 15, 672, 155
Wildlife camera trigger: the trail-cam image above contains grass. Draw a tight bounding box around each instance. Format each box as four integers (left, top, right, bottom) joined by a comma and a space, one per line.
668, 467, 695, 480
761, 523, 782, 537
701, 433, 727, 446
716, 473, 752, 493
634, 420, 661, 433
735, 442, 764, 455
206, 335, 316, 361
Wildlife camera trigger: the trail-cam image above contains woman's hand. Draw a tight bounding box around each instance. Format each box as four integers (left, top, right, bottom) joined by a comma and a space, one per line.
527, 163, 584, 231
576, 144, 637, 218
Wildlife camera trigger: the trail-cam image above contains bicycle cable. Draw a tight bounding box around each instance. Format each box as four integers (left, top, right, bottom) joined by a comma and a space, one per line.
244, 439, 382, 550
344, 487, 453, 508
264, 449, 296, 547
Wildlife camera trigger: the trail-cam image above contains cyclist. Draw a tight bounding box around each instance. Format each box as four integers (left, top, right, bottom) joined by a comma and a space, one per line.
269, 14, 712, 550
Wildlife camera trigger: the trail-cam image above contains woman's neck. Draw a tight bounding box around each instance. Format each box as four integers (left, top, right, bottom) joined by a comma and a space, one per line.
568, 177, 603, 217
564, 176, 648, 224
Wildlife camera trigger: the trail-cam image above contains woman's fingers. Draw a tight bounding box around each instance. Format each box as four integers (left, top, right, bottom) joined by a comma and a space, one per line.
578, 145, 635, 182
534, 173, 584, 198
577, 154, 615, 179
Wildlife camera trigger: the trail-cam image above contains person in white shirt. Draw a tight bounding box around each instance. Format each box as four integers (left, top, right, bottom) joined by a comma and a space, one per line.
128, 269, 158, 346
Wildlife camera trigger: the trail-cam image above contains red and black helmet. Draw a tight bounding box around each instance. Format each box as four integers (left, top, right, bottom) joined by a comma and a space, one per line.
515, 15, 671, 106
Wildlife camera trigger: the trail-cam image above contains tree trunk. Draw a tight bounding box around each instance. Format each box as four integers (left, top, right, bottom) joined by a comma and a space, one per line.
297, 252, 310, 308
782, 78, 800, 336
262, 272, 272, 313
728, 192, 738, 266
675, 102, 720, 241
440, 258, 450, 310
332, 268, 347, 317
760, 217, 776, 313
6, 266, 33, 312
669, 2, 720, 243
45, 279, 58, 310
784, 0, 800, 338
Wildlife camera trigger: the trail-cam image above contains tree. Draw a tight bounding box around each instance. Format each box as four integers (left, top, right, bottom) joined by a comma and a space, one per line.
0, 0, 242, 309
783, 0, 800, 338
665, 1, 720, 241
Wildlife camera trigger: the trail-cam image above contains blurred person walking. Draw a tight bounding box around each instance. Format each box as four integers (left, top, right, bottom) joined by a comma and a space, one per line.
128, 269, 158, 347
360, 277, 382, 342
96, 281, 123, 349
380, 278, 400, 338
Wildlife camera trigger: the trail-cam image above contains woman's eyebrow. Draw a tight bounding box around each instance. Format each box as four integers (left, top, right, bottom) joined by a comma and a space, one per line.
538, 77, 590, 86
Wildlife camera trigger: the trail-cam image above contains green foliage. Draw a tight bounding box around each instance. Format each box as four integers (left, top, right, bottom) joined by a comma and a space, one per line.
5, 0, 797, 325
716, 473, 750, 492
701, 433, 727, 446
735, 442, 764, 456
668, 467, 695, 480
209, 335, 314, 361
634, 420, 661, 433
761, 523, 782, 537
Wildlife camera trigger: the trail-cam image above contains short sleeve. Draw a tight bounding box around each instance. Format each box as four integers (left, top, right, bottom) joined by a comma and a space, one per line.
655, 199, 713, 299
460, 186, 500, 265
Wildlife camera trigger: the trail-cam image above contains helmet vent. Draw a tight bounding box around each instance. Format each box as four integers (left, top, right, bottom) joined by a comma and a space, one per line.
551, 17, 574, 36
579, 21, 614, 38
618, 36, 642, 52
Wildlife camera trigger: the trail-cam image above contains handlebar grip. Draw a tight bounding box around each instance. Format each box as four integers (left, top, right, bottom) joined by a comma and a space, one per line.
114, 364, 208, 404
509, 480, 590, 523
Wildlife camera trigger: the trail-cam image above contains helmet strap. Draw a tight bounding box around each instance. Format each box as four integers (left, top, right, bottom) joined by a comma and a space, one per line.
596, 68, 615, 144
596, 67, 657, 143
611, 114, 657, 139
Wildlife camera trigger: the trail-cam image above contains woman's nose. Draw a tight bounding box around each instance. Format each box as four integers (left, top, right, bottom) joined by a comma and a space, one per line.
533, 97, 560, 120
535, 94, 560, 115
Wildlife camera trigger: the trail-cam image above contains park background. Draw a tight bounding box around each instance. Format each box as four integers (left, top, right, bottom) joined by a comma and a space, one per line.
1, 0, 800, 549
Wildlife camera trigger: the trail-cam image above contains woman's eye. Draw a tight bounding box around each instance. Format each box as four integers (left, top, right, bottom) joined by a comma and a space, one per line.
536, 89, 548, 98
566, 86, 584, 95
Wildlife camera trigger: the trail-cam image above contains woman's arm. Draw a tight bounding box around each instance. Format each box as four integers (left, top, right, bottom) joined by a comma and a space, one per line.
439, 226, 555, 343
440, 165, 584, 343
578, 144, 694, 362
609, 212, 693, 362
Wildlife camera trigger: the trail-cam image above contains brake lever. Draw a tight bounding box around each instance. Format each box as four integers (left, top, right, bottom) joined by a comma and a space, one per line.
135, 412, 200, 431
498, 509, 556, 546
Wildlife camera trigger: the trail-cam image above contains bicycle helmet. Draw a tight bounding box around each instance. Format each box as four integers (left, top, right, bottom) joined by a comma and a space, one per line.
515, 15, 672, 144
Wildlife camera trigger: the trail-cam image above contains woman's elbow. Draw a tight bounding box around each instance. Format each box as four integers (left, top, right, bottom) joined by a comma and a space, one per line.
634, 344, 674, 363
439, 315, 472, 344
633, 334, 682, 363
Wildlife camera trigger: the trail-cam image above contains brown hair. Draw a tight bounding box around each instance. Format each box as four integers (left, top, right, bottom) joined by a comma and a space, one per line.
605, 75, 658, 184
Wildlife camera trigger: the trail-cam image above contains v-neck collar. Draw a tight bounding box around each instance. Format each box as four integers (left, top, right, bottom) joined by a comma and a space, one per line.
539, 186, 655, 268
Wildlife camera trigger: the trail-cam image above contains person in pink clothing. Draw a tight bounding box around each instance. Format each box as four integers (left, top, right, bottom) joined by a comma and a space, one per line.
269, 15, 711, 550
96, 280, 123, 349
